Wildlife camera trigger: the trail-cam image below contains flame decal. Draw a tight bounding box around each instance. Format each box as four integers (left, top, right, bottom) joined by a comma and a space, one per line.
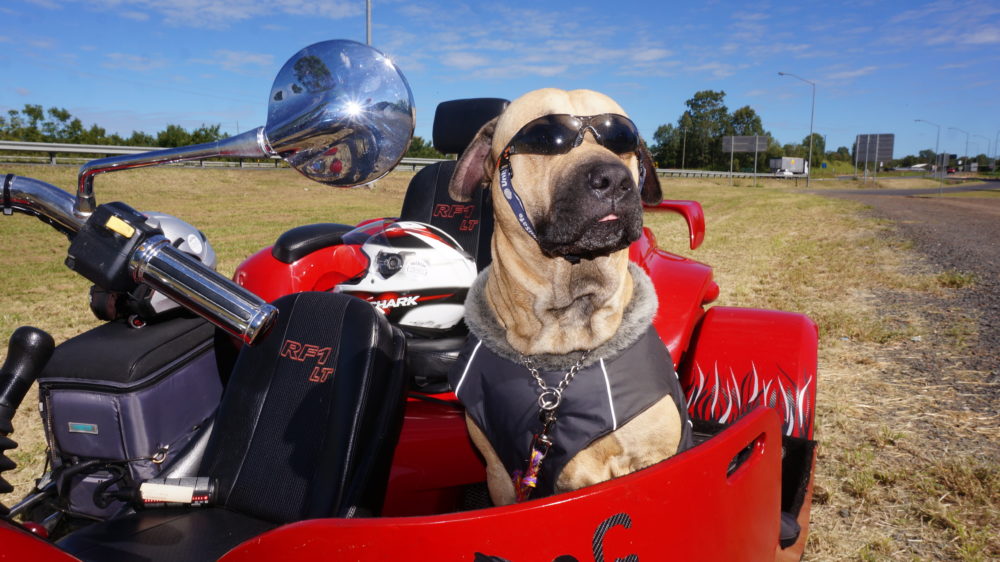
687, 361, 814, 438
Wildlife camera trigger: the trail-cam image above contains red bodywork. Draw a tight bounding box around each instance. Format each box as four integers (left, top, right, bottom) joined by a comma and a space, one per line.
2, 200, 818, 560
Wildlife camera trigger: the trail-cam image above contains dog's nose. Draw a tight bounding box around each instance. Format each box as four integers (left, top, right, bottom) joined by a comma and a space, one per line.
586, 162, 634, 200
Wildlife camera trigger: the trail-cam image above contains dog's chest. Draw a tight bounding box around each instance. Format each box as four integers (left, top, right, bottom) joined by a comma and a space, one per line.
450, 327, 679, 495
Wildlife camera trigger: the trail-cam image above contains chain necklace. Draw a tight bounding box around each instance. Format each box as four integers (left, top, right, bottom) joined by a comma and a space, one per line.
522, 351, 590, 412
512, 350, 591, 502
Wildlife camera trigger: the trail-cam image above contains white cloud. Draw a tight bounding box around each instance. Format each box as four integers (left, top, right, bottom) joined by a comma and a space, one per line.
28, 38, 56, 49
46, 0, 362, 29
16, 88, 31, 96
632, 48, 673, 62
962, 26, 1000, 44
826, 65, 878, 80
475, 64, 569, 79
441, 51, 490, 70
210, 49, 274, 73
102, 52, 169, 72
687, 62, 744, 78
121, 11, 149, 21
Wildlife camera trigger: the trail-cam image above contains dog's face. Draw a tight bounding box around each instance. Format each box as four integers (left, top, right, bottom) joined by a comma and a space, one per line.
450, 89, 662, 262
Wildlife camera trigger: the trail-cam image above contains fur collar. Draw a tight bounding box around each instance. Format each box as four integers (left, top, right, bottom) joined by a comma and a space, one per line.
463, 262, 658, 371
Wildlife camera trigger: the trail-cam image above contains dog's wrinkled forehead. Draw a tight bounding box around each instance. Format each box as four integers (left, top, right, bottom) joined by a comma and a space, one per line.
492, 88, 630, 156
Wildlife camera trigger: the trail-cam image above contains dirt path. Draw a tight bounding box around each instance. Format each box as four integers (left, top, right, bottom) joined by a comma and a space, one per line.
815, 185, 1000, 402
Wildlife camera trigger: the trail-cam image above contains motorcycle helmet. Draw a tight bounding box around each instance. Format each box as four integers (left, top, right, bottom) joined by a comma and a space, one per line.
335, 220, 477, 335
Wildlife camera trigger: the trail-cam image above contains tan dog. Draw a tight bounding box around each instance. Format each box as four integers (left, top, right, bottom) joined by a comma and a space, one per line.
448, 89, 689, 505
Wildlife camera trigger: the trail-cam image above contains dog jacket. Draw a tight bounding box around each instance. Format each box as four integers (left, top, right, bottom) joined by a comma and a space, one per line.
450, 325, 692, 496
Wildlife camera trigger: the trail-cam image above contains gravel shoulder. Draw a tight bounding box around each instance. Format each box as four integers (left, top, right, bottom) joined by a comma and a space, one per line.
814, 185, 1000, 401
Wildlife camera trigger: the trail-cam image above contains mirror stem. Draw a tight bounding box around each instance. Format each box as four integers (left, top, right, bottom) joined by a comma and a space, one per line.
75, 127, 270, 217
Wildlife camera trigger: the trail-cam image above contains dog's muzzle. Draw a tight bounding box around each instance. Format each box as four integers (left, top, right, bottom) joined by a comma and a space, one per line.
534, 157, 644, 261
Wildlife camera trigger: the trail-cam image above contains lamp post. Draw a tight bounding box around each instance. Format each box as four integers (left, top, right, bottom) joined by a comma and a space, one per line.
915, 119, 943, 191
366, 0, 372, 45
973, 134, 991, 170
778, 71, 815, 187
949, 127, 970, 171
681, 128, 687, 170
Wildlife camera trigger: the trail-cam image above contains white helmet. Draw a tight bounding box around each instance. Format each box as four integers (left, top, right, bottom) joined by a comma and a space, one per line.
335, 220, 477, 334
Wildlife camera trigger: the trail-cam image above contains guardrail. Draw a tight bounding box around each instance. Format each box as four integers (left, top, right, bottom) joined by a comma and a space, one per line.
0, 140, 794, 178
0, 140, 448, 171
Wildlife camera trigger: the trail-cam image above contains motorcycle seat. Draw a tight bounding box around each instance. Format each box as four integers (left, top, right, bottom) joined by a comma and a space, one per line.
270, 222, 356, 264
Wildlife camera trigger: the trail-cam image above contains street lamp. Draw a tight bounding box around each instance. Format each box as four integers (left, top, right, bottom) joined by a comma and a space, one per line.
949, 127, 970, 171
914, 119, 942, 185
973, 134, 991, 168
778, 71, 816, 187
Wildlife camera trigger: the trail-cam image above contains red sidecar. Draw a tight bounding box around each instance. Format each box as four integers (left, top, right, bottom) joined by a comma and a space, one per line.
1, 98, 817, 562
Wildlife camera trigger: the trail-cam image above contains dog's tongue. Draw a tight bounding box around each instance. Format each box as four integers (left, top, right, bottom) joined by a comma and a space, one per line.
598, 214, 618, 222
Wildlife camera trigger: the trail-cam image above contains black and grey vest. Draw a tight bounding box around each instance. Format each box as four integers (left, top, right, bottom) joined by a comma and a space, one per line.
449, 264, 693, 496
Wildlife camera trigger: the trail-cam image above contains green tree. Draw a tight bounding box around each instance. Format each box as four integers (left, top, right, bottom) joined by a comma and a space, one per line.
684, 90, 729, 169
802, 133, 825, 165
127, 130, 156, 146
651, 94, 779, 171
405, 136, 445, 158
829, 146, 851, 161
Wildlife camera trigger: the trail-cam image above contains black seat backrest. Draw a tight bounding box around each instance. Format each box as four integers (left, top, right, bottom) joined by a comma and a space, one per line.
201, 291, 406, 522
399, 98, 508, 270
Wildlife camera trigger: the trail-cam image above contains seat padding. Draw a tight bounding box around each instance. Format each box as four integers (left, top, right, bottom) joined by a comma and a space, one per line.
270, 223, 356, 264
59, 292, 408, 559
203, 291, 407, 522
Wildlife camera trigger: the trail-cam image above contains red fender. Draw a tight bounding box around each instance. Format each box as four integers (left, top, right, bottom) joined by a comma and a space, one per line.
680, 306, 818, 439
629, 227, 719, 367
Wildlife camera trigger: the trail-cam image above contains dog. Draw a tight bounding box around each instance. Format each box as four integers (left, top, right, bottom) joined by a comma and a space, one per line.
446, 88, 692, 505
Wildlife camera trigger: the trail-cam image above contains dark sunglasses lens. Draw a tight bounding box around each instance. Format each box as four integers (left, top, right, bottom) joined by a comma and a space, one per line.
594, 115, 640, 153
510, 115, 580, 155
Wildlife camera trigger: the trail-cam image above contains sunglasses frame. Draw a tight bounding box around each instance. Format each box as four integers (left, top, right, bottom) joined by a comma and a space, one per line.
503, 113, 642, 158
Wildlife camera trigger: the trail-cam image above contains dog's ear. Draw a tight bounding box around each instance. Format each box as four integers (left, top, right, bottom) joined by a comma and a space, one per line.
449, 117, 498, 203
637, 140, 663, 205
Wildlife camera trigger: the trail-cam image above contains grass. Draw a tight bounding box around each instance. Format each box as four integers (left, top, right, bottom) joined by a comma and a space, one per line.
1, 165, 997, 559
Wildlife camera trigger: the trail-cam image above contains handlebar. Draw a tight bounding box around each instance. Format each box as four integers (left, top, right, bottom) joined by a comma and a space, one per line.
130, 236, 276, 345
2, 174, 277, 345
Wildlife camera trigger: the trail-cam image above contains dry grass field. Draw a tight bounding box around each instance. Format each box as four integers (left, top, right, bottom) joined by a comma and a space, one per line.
1, 165, 996, 559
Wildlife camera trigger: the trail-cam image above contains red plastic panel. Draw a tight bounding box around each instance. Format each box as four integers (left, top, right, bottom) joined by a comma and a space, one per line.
629, 228, 716, 367
681, 307, 818, 439
221, 409, 783, 562
645, 199, 706, 250
381, 397, 486, 516
233, 244, 367, 303
0, 520, 77, 561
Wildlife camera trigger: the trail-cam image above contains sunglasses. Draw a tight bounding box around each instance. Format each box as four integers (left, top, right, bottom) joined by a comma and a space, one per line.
503, 113, 641, 157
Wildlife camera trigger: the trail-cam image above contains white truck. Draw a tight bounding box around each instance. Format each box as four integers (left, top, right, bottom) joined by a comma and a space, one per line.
769, 157, 809, 176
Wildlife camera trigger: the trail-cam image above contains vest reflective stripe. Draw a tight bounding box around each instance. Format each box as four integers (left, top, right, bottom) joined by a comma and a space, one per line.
449, 327, 692, 496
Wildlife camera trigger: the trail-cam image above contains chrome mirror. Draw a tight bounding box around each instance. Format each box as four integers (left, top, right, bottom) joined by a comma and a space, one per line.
75, 39, 414, 216
265, 40, 414, 186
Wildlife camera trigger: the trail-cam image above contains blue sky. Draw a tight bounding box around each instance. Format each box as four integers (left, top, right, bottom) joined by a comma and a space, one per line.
2, 0, 998, 161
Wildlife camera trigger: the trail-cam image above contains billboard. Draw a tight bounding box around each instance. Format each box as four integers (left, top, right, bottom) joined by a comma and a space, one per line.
722, 135, 769, 153
855, 134, 894, 163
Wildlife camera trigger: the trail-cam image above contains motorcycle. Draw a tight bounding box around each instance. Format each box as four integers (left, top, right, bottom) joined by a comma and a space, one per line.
0, 39, 818, 561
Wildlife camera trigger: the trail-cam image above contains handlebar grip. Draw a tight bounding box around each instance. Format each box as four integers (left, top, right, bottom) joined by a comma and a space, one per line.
0, 327, 55, 429
129, 235, 277, 345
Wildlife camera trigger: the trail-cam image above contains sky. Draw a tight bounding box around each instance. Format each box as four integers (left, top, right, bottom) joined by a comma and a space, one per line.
1, 0, 998, 162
